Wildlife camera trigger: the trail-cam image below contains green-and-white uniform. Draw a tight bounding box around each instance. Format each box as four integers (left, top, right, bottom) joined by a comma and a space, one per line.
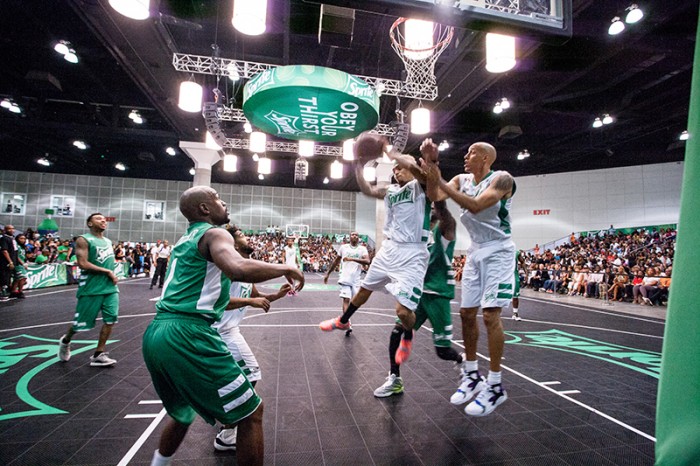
73, 233, 119, 331
143, 222, 261, 426
413, 225, 456, 347
458, 171, 517, 309
15, 243, 27, 280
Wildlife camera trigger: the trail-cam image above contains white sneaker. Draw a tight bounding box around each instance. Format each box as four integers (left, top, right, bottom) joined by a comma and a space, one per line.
89, 352, 117, 367
450, 370, 486, 405
465, 383, 507, 417
58, 336, 71, 362
512, 312, 522, 321
373, 373, 404, 398
214, 426, 237, 451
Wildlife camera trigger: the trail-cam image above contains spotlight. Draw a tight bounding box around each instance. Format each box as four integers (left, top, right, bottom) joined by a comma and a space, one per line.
227, 63, 240, 81
243, 121, 252, 133
37, 158, 51, 167
258, 174, 264, 180
438, 140, 449, 152
608, 17, 625, 35
625, 4, 643, 24
517, 149, 530, 160
8, 104, 21, 114
73, 140, 87, 150
592, 117, 603, 128
0, 99, 11, 109
602, 114, 614, 125
189, 168, 196, 176
115, 162, 126, 171
500, 97, 511, 109
53, 41, 70, 55
323, 177, 330, 184
165, 147, 176, 156
493, 103, 503, 114
64, 50, 79, 64
679, 130, 690, 141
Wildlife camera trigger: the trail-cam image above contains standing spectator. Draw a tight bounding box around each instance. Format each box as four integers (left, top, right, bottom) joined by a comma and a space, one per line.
150, 240, 171, 289
0, 225, 19, 301
57, 213, 120, 367
9, 233, 28, 298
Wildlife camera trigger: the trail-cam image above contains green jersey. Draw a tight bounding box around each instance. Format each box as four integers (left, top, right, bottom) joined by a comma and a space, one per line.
423, 224, 456, 299
18, 244, 26, 263
77, 233, 118, 297
155, 222, 231, 322
57, 245, 70, 262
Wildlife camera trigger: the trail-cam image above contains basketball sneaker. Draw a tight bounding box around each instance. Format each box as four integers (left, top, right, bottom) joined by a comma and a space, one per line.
394, 337, 413, 365
319, 317, 350, 332
512, 311, 522, 321
89, 352, 117, 367
58, 336, 71, 362
450, 370, 486, 405
373, 373, 404, 398
214, 426, 237, 451
465, 383, 507, 417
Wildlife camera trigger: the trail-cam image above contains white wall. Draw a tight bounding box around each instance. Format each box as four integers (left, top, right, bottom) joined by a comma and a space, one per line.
510, 162, 683, 250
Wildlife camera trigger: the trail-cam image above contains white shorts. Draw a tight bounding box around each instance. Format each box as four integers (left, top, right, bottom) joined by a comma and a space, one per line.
361, 240, 429, 311
218, 327, 261, 382
338, 283, 359, 299
461, 240, 516, 310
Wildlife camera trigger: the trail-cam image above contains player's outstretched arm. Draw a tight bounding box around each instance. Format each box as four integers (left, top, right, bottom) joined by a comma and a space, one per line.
433, 200, 456, 242
354, 163, 387, 200
438, 170, 513, 214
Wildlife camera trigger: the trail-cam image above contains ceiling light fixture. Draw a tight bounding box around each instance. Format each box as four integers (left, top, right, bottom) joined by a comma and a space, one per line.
485, 33, 516, 73
330, 160, 343, 179
226, 63, 241, 81
73, 140, 87, 150
258, 156, 272, 174
115, 162, 126, 171
63, 50, 79, 64
37, 157, 51, 167
342, 139, 355, 161
410, 106, 431, 135
500, 97, 511, 109
0, 99, 11, 109
249, 131, 266, 153
403, 19, 434, 60
679, 130, 690, 141
223, 153, 238, 172
252, 153, 260, 162
178, 79, 203, 113
189, 168, 196, 176
492, 102, 503, 114
592, 117, 603, 128
438, 140, 449, 151
517, 149, 530, 160
298, 140, 314, 157
625, 4, 643, 24
232, 0, 268, 36
7, 103, 21, 114
53, 41, 70, 55
608, 17, 625, 35
109, 0, 150, 20
243, 121, 252, 133
323, 177, 330, 184
165, 147, 176, 156
258, 174, 264, 180
602, 114, 614, 125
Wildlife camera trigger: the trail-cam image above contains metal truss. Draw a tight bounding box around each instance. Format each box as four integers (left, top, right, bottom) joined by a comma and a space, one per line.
458, 0, 520, 14
173, 53, 438, 101
223, 138, 343, 157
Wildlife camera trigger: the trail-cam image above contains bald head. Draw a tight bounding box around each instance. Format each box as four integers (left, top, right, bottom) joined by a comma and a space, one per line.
474, 142, 497, 165
179, 186, 229, 225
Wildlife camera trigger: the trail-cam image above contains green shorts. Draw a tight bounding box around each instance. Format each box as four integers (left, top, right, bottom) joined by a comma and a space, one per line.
13, 265, 27, 281
142, 313, 261, 426
406, 292, 454, 348
73, 292, 119, 331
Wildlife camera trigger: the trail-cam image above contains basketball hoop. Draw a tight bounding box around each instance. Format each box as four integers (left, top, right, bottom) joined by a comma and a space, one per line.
389, 17, 454, 88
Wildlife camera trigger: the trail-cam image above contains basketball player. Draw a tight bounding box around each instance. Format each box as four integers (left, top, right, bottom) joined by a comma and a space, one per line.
284, 236, 301, 295
143, 186, 304, 466
511, 249, 525, 321
421, 139, 515, 417
374, 200, 465, 397
324, 231, 370, 333
212, 225, 292, 452
57, 213, 119, 367
319, 145, 435, 366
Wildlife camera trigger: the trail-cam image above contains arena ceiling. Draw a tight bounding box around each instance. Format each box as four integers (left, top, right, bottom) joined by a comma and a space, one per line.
0, 0, 697, 192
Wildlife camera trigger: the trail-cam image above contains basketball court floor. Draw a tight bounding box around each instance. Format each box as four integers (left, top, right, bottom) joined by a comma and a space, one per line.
0, 275, 662, 465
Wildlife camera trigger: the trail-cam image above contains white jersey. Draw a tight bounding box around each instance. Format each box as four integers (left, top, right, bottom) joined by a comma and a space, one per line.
383, 179, 431, 244
458, 171, 514, 245
212, 281, 253, 333
337, 244, 369, 286
284, 244, 298, 267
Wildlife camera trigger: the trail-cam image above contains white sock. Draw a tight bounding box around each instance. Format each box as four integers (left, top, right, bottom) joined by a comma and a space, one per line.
151, 450, 172, 466
464, 360, 478, 373
513, 307, 519, 314
487, 371, 502, 385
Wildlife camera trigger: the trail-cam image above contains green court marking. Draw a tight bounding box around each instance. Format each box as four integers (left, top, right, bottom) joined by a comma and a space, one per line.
505, 329, 661, 378
0, 334, 118, 421
262, 283, 339, 292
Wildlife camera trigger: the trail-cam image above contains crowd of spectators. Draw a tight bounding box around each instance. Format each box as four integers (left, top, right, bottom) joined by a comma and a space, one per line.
518, 228, 675, 306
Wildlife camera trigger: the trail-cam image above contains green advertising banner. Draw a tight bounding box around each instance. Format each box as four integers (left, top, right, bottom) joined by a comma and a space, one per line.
25, 264, 67, 289
243, 65, 380, 142
655, 8, 700, 465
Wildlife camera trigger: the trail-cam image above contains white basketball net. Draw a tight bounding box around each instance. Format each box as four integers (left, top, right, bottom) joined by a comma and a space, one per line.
390, 18, 455, 88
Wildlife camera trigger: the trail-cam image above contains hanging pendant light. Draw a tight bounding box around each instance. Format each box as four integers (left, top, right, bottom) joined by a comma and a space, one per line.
411, 106, 431, 135
232, 0, 267, 36
342, 139, 355, 161
404, 19, 433, 60
205, 131, 222, 150
485, 33, 516, 73
330, 160, 344, 179
298, 140, 315, 157
178, 80, 203, 112
223, 153, 238, 172
109, 0, 150, 20
249, 131, 266, 153
258, 156, 272, 175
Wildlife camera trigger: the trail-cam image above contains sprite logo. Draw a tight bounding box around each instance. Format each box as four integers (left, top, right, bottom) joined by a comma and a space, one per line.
95, 246, 113, 264
26, 264, 67, 289
265, 110, 303, 137
0, 335, 117, 421
388, 186, 413, 207
505, 329, 661, 378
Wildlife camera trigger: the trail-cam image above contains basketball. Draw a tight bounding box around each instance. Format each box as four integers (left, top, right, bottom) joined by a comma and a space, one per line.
354, 132, 387, 164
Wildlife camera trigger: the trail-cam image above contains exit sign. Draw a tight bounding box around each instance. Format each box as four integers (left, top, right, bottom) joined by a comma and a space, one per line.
533, 210, 551, 216
105, 216, 116, 222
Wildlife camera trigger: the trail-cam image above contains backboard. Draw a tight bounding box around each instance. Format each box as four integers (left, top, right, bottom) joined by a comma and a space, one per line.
308, 0, 572, 44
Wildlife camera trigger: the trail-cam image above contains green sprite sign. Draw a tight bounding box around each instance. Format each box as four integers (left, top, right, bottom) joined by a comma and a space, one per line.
26, 264, 67, 289
243, 65, 380, 142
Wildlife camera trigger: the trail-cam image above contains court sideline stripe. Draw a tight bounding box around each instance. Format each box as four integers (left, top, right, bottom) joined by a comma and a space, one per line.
116, 408, 167, 466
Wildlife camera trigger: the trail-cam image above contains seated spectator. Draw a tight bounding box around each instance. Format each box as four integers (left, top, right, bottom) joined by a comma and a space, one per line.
650, 267, 671, 305
34, 249, 50, 264
585, 267, 604, 298
631, 270, 646, 304
543, 264, 562, 293
608, 266, 629, 301
570, 267, 589, 296
531, 264, 549, 291
638, 267, 660, 306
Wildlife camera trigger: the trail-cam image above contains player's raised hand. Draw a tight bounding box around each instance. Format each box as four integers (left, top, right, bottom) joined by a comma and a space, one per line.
420, 138, 439, 163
